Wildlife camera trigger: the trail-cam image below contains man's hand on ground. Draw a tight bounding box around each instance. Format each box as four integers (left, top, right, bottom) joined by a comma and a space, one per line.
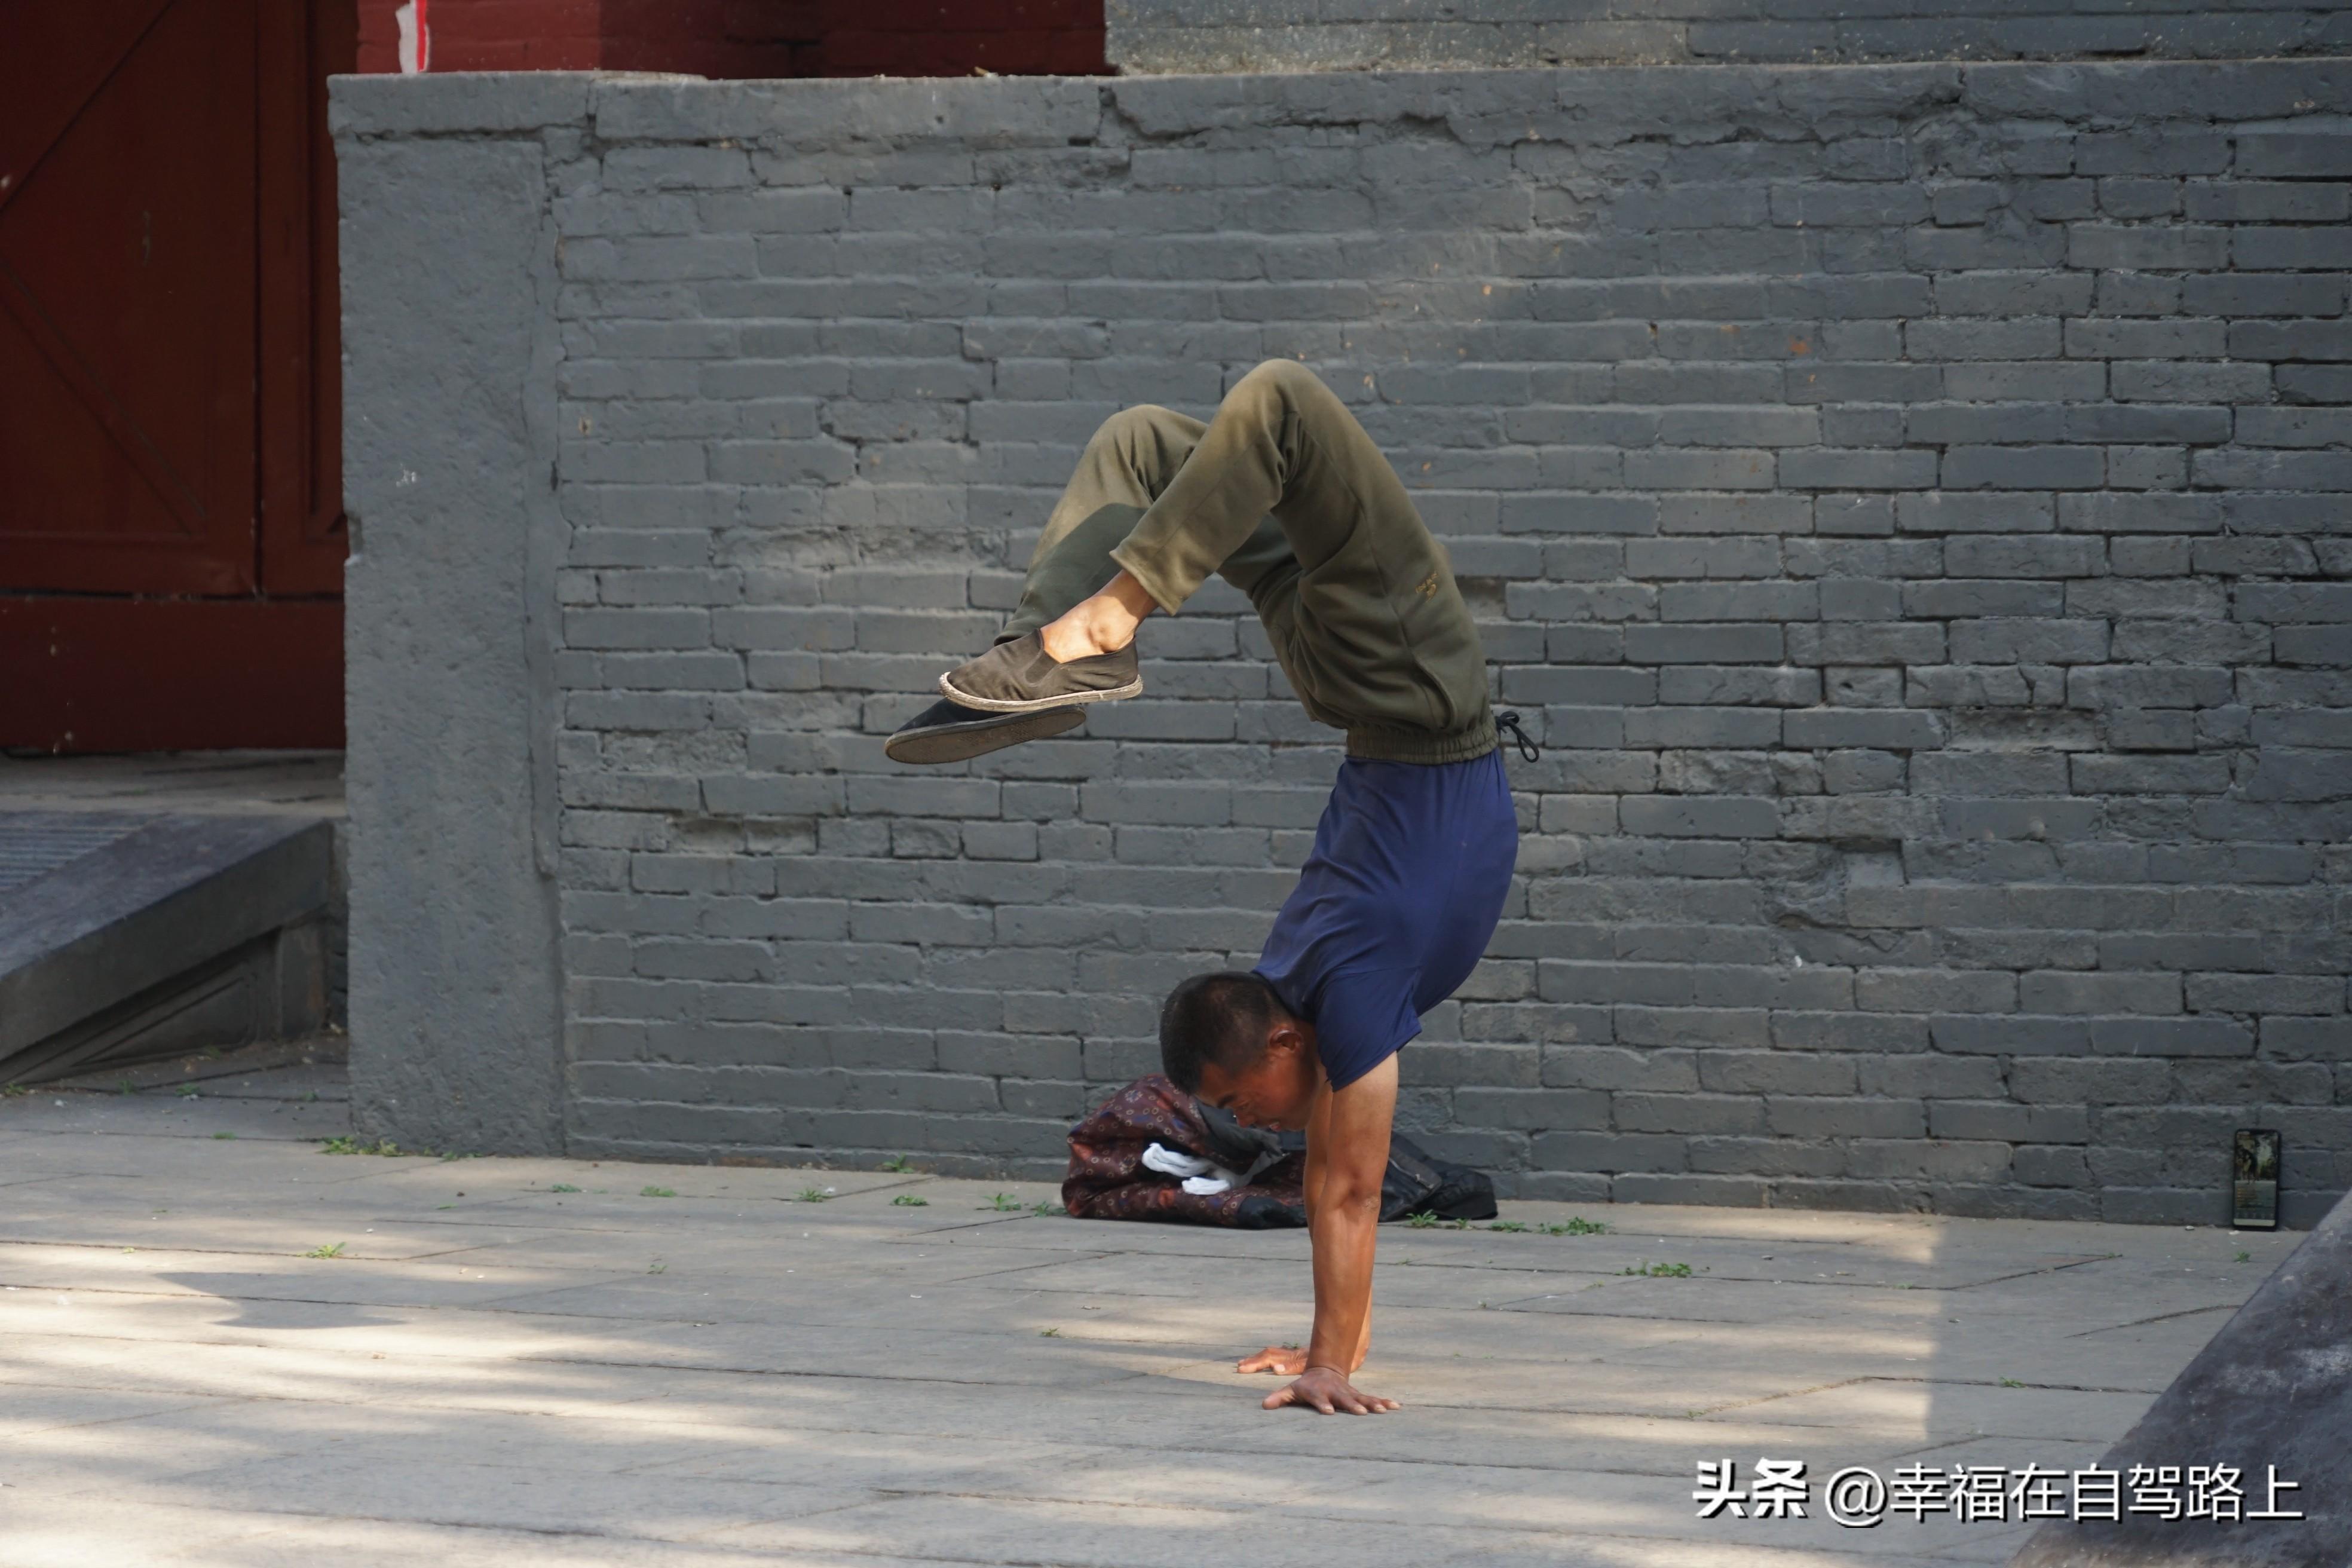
1237, 1344, 1307, 1375
1263, 1365, 1399, 1415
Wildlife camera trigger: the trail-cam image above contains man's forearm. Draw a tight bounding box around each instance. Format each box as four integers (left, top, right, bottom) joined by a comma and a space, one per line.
1297, 1055, 1398, 1382
1305, 1180, 1379, 1371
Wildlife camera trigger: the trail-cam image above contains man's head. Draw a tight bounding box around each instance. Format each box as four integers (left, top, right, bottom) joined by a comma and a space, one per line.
1159, 970, 1321, 1131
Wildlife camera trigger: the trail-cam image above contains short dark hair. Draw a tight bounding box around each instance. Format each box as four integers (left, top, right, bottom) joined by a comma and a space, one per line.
1160, 970, 1282, 1093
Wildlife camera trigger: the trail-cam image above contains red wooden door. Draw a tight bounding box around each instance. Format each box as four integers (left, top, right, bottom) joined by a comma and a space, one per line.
1, 0, 258, 594
0, 0, 350, 749
258, 0, 356, 596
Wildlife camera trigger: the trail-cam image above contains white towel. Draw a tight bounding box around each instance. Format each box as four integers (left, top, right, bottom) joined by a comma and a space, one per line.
1142, 1141, 1244, 1196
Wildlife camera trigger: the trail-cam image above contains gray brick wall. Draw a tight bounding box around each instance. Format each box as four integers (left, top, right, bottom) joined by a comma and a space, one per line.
338, 63, 2352, 1225
1110, 0, 2352, 74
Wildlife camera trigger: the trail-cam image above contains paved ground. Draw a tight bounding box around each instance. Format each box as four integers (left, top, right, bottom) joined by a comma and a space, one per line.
0, 1044, 2298, 1567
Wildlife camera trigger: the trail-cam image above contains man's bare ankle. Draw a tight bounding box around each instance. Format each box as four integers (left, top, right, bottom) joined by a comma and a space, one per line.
1040, 601, 1138, 663
1040, 618, 1113, 663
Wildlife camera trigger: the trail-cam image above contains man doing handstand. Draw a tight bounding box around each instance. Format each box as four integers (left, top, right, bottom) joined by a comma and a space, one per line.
890, 360, 1520, 1416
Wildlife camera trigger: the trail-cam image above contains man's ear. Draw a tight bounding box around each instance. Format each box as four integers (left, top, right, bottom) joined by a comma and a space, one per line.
1266, 1015, 1308, 1059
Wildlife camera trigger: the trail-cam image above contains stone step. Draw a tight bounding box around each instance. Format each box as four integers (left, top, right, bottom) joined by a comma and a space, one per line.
0, 812, 335, 1086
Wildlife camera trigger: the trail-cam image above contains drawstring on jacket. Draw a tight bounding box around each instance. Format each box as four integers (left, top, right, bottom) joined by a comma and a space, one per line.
1494, 710, 1541, 763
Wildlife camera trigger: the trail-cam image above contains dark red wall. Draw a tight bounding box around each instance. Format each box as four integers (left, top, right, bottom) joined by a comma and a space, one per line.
355, 0, 1106, 77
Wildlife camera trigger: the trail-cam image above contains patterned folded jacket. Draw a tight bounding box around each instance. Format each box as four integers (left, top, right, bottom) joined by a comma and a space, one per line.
1061, 1074, 1499, 1229
1061, 1074, 1308, 1229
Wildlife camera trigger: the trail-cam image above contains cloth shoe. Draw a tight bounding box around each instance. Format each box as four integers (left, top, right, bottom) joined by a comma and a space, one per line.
883, 696, 1086, 765
939, 630, 1141, 713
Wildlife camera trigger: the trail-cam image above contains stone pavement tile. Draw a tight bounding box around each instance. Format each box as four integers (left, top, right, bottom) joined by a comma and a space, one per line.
696, 1438, 1407, 1513
990, 1239, 2103, 1330
1874, 1312, 2244, 1394
39, 1392, 776, 1478
0, 1382, 231, 1443
0, 1393, 318, 1496
3, 1294, 1193, 1392
0, 1495, 298, 1568
938, 1208, 1321, 1259
468, 1267, 1125, 1330
1248, 1458, 2032, 1561
1147, 1348, 1857, 1417
1361, 1327, 1932, 1401
1438, 1542, 1961, 1568
1916, 1434, 2108, 1470
703, 1487, 1987, 1567
0, 1328, 762, 1418
1946, 1242, 2293, 1300
0, 1286, 666, 1357
0, 1142, 415, 1209
1728, 1379, 2158, 1444
1492, 1206, 1916, 1245
601, 1316, 1208, 1386
2059, 1299, 2247, 1356
969, 1245, 1589, 1304
111, 1513, 1008, 1568
0, 1245, 632, 1312
1493, 1275, 1923, 1326
609, 1368, 1900, 1475
0, 1202, 577, 1260
139, 1450, 883, 1544
1412, 1230, 2106, 1293
0, 1093, 350, 1142
375, 1165, 930, 1206
449, 1229, 1090, 1288
627, 1432, 1091, 1495
705, 1490, 1517, 1567
654, 1367, 1829, 1464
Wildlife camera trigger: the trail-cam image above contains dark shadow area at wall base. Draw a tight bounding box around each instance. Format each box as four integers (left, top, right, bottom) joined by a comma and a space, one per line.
2011, 1187, 2352, 1567
0, 813, 336, 1085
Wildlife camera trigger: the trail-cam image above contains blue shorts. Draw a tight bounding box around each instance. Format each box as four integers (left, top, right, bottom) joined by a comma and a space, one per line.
1254, 749, 1518, 1091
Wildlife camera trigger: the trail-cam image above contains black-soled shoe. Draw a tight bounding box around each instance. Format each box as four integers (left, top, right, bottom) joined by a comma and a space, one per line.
938, 630, 1142, 713
883, 696, 1088, 765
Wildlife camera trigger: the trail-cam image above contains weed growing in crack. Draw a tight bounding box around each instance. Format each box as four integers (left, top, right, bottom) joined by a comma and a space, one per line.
320, 1137, 406, 1157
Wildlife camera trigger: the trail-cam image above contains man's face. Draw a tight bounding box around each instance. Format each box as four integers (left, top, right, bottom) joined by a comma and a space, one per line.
1193, 1024, 1320, 1132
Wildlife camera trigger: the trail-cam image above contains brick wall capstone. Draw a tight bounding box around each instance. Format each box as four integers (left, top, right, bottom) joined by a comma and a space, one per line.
337, 64, 2352, 1226
1108, 0, 2352, 73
